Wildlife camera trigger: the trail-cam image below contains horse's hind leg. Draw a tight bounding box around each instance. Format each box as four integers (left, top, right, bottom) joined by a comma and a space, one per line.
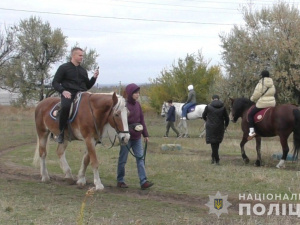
276, 136, 289, 169
56, 142, 75, 184
255, 137, 262, 166
35, 131, 51, 182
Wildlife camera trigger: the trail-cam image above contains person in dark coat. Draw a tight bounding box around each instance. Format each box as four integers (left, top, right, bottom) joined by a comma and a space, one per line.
52, 47, 99, 143
202, 95, 229, 165
164, 100, 180, 138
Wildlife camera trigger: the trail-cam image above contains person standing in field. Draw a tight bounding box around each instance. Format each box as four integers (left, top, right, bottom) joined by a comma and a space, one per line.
164, 100, 180, 138
117, 83, 154, 190
202, 95, 229, 165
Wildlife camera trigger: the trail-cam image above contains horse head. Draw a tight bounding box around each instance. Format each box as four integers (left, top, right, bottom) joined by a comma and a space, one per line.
108, 92, 130, 144
230, 97, 254, 123
161, 102, 169, 117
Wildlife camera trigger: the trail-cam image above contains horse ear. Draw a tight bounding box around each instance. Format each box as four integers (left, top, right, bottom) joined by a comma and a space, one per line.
229, 97, 234, 103
112, 92, 118, 106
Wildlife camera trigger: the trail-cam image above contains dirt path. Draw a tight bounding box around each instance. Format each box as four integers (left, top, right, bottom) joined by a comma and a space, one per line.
0, 143, 214, 212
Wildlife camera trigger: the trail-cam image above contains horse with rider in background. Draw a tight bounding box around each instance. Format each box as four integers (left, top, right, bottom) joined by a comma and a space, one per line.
161, 101, 206, 138
230, 97, 300, 168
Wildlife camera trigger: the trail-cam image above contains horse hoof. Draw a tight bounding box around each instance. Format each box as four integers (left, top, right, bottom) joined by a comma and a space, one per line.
66, 178, 76, 185
255, 160, 261, 167
95, 184, 104, 191
41, 176, 50, 183
77, 177, 86, 187
243, 158, 250, 164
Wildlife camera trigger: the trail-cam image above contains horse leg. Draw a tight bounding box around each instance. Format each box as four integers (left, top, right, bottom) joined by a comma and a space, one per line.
77, 151, 90, 187
56, 141, 75, 184
182, 120, 189, 138
276, 136, 289, 169
36, 132, 51, 182
177, 120, 183, 136
199, 122, 206, 138
255, 136, 262, 167
240, 135, 250, 164
84, 138, 104, 190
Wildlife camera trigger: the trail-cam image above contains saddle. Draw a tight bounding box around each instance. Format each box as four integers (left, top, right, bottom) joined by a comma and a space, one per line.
50, 92, 83, 122
182, 103, 197, 113
247, 106, 271, 123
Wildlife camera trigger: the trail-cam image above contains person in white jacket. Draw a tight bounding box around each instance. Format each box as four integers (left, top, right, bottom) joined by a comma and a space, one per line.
248, 70, 276, 140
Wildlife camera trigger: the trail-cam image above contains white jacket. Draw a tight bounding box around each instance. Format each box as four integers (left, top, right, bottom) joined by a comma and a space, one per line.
250, 77, 276, 108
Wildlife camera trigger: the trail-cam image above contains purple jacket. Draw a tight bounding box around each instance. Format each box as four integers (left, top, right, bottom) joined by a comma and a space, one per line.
125, 83, 149, 140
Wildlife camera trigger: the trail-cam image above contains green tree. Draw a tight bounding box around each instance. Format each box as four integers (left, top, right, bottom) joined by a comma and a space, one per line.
220, 2, 300, 104
66, 44, 99, 71
1, 16, 67, 106
0, 25, 19, 91
148, 51, 220, 112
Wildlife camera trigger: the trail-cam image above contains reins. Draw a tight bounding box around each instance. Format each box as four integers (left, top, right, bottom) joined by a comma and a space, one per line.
125, 141, 148, 165
88, 94, 103, 144
88, 93, 129, 148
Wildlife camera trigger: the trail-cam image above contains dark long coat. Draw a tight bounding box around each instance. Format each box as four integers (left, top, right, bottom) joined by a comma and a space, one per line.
202, 100, 229, 144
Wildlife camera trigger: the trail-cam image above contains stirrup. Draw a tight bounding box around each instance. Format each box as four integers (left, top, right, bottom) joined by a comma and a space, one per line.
247, 133, 256, 141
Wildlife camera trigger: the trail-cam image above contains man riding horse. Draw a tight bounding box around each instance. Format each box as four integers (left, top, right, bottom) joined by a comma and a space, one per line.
52, 47, 99, 143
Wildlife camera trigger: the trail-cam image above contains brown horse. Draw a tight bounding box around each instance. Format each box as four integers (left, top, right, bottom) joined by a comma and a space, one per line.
33, 92, 130, 190
230, 97, 300, 168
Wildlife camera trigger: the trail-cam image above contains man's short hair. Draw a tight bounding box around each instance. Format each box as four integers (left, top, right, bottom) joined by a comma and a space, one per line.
71, 47, 83, 54
212, 95, 219, 100
167, 100, 173, 103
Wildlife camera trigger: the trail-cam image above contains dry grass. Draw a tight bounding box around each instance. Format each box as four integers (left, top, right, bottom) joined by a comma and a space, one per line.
1, 106, 300, 224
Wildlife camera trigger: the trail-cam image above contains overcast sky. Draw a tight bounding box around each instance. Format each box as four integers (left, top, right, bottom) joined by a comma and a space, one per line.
0, 0, 296, 85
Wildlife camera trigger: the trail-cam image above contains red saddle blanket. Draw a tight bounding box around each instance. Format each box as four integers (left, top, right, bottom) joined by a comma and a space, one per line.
247, 106, 271, 123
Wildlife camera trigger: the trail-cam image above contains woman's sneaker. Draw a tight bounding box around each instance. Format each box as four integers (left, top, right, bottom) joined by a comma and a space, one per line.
141, 181, 154, 190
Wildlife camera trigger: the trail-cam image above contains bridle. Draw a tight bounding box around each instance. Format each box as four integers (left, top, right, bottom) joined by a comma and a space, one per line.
88, 94, 129, 145
110, 99, 130, 135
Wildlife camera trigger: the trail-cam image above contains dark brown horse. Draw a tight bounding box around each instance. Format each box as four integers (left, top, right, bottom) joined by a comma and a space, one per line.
230, 97, 300, 168
33, 92, 130, 190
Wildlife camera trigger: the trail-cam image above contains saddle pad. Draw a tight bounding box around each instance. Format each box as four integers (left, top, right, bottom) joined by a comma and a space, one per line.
187, 106, 196, 113
254, 108, 270, 123
247, 106, 271, 123
49, 92, 83, 122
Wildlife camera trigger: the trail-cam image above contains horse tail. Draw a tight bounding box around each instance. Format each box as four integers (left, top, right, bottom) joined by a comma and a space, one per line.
293, 109, 300, 159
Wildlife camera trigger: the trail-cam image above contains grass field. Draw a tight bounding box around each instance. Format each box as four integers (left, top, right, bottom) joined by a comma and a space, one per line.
0, 105, 300, 224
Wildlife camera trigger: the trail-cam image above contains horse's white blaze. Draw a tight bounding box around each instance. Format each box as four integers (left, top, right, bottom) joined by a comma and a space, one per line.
116, 96, 130, 143
276, 159, 285, 168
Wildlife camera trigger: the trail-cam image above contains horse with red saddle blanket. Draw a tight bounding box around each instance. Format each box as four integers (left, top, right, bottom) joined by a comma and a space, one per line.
230, 97, 300, 168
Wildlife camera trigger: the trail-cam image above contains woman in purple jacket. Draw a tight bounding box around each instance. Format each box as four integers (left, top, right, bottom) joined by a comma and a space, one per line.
117, 83, 154, 190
